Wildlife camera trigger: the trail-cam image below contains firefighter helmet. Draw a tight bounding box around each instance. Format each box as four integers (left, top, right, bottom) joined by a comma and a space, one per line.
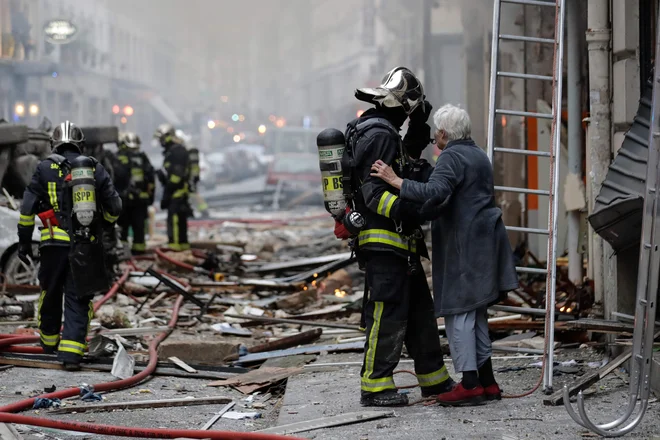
51, 121, 84, 153
355, 66, 425, 115
153, 123, 176, 147
119, 132, 140, 149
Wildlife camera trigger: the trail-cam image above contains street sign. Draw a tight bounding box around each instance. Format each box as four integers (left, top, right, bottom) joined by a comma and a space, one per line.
43, 19, 78, 44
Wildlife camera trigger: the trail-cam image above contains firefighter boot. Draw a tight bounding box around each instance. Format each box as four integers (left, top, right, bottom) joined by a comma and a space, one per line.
360, 390, 409, 407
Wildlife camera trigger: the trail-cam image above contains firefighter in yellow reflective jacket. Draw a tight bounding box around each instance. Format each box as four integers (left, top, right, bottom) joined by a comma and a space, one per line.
187, 145, 209, 218
17, 121, 122, 370
115, 132, 155, 254
154, 124, 191, 251
343, 67, 455, 406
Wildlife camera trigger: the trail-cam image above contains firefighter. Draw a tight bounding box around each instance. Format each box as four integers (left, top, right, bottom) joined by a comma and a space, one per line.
115, 132, 155, 254
17, 121, 122, 370
154, 124, 191, 251
337, 67, 455, 406
187, 144, 209, 218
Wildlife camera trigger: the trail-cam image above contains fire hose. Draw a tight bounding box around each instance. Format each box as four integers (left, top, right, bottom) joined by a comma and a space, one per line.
0, 275, 304, 439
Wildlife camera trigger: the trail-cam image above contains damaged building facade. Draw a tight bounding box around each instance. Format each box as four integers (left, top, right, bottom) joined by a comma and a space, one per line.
0, 0, 217, 142
450, 0, 656, 329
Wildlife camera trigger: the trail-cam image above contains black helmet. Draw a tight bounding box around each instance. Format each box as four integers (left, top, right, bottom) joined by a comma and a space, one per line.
154, 123, 176, 147
51, 121, 84, 153
355, 66, 425, 115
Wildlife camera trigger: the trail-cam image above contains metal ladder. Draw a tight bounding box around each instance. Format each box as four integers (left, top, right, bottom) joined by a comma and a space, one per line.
563, 5, 660, 435
486, 0, 566, 393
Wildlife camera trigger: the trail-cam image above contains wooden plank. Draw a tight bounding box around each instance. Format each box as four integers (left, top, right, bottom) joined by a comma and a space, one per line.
49, 395, 232, 414
564, 319, 634, 333
168, 356, 197, 373
223, 329, 323, 362
207, 367, 303, 390
0, 423, 23, 440
232, 341, 364, 364
0, 357, 237, 380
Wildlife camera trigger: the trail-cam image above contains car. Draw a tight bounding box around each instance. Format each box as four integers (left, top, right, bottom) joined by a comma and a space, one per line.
0, 205, 41, 285
265, 153, 323, 207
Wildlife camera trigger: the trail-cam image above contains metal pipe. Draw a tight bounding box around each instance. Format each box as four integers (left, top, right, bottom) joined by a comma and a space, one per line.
586, 0, 612, 308
567, 0, 584, 285
486, 0, 502, 162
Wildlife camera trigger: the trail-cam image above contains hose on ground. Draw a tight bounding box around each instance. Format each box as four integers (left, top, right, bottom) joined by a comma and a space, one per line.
0, 275, 303, 439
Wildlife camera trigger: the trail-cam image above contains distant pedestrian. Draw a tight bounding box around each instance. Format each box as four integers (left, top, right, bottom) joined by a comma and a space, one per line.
370, 104, 519, 406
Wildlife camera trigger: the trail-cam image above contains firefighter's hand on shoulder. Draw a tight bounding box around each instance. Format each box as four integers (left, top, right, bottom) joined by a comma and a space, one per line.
18, 242, 33, 266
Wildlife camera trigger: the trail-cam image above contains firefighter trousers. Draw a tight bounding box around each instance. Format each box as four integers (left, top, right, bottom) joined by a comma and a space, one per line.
37, 246, 94, 364
166, 205, 190, 251
118, 202, 148, 254
360, 252, 450, 395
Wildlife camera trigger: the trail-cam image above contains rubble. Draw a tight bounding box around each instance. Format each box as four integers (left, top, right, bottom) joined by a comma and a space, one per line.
158, 340, 240, 366
0, 204, 651, 439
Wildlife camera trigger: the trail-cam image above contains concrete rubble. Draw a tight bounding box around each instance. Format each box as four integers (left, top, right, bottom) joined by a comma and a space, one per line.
0, 207, 659, 439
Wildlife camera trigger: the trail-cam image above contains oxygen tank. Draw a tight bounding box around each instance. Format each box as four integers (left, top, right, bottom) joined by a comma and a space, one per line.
317, 128, 347, 217
70, 156, 96, 227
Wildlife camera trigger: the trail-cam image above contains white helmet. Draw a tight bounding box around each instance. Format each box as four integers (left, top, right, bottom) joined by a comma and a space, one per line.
119, 132, 140, 149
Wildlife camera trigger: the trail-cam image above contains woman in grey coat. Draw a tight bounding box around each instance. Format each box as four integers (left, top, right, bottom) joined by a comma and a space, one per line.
370, 104, 519, 406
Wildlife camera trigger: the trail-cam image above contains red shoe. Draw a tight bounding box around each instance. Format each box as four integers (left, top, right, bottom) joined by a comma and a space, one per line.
483, 383, 502, 401
436, 383, 486, 407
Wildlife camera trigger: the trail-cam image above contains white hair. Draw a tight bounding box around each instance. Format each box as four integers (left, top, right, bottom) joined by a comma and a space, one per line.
433, 104, 472, 141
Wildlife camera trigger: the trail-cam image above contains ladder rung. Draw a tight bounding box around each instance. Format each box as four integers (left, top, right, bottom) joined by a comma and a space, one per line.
495, 185, 550, 196
500, 34, 556, 44
502, 0, 556, 6
490, 304, 547, 316
516, 266, 548, 275
496, 109, 554, 119
494, 147, 551, 157
497, 71, 554, 81
506, 225, 549, 235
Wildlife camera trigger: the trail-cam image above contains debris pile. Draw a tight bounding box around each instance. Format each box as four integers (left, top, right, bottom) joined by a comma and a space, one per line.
0, 213, 651, 437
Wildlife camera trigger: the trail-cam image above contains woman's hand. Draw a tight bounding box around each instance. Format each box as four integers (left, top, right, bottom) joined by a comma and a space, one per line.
370, 160, 404, 189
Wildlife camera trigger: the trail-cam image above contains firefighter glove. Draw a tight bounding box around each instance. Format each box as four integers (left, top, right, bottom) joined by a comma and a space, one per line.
334, 220, 351, 240
18, 243, 33, 266
409, 99, 433, 124
160, 197, 171, 211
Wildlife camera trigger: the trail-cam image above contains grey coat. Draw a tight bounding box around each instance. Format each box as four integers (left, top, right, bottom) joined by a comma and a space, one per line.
400, 139, 519, 316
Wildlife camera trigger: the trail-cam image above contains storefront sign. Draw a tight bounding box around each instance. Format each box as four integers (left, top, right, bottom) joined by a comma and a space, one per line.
43, 19, 78, 44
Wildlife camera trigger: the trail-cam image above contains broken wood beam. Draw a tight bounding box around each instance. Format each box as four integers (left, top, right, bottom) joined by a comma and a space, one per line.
0, 356, 245, 380
255, 410, 394, 435
232, 341, 364, 365
168, 356, 197, 373
224, 328, 323, 362
49, 395, 232, 414
564, 319, 634, 333
223, 314, 359, 331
